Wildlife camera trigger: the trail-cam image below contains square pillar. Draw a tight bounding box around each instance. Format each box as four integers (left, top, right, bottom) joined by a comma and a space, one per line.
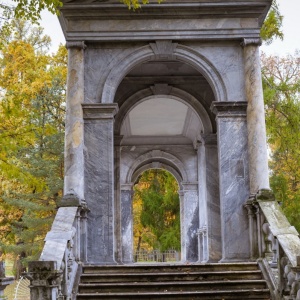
198, 134, 222, 262
82, 103, 118, 264
180, 183, 199, 262
120, 183, 134, 263
211, 102, 251, 261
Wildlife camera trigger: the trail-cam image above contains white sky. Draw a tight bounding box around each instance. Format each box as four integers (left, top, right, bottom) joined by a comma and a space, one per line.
39, 0, 300, 56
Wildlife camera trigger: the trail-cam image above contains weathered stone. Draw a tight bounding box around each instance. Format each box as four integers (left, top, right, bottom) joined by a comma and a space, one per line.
27, 261, 62, 300
37, 0, 275, 288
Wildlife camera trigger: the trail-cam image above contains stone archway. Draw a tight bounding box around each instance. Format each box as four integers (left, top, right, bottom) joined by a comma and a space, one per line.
30, 2, 277, 298
100, 41, 227, 104
119, 150, 199, 263
108, 46, 225, 263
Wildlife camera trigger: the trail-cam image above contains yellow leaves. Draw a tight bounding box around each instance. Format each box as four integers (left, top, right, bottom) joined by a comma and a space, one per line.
263, 51, 300, 232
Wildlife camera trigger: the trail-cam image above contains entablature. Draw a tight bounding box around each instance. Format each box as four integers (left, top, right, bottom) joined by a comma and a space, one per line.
59, 0, 272, 42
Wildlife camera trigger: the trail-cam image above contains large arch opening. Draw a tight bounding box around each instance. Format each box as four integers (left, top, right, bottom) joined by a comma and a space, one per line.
114, 53, 221, 264
133, 168, 181, 263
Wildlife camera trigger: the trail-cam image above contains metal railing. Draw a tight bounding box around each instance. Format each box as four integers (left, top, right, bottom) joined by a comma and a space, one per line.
134, 249, 180, 263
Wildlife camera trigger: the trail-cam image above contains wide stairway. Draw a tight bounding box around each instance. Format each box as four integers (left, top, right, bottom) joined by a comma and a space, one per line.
76, 262, 271, 299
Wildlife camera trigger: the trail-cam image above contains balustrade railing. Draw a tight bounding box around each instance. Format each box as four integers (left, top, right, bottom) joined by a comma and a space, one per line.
245, 189, 300, 300
26, 195, 88, 300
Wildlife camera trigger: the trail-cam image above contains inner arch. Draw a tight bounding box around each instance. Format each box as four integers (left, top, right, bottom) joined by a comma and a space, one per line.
121, 95, 203, 145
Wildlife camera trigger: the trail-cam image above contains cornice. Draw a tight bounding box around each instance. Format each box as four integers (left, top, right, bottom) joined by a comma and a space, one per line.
82, 103, 119, 120
211, 101, 247, 118
59, 0, 272, 42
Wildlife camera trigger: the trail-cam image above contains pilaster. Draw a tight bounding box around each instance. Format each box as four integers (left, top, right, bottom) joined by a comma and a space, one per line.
180, 182, 199, 262
211, 101, 251, 261
114, 135, 123, 264
197, 133, 221, 262
120, 183, 134, 263
82, 103, 119, 264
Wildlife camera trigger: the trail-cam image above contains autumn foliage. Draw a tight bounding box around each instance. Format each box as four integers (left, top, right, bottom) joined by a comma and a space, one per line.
262, 51, 300, 231
0, 20, 67, 275
133, 170, 181, 253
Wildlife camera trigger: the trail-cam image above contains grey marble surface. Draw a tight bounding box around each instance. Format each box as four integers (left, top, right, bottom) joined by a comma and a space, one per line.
181, 188, 199, 262
40, 207, 78, 269
121, 189, 133, 263
259, 200, 300, 267
205, 142, 222, 262
59, 0, 271, 42
64, 47, 85, 200
244, 43, 270, 193
216, 109, 251, 260
84, 118, 115, 264
57, 0, 273, 267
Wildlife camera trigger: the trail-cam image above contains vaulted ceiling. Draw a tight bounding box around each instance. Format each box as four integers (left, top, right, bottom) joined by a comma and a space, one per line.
116, 59, 216, 145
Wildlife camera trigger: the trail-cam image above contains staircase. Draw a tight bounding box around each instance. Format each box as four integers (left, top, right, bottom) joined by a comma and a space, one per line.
76, 262, 271, 299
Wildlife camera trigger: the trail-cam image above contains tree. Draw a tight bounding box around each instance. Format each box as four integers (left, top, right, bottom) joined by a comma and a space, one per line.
6, 0, 151, 24
261, 0, 283, 44
262, 51, 300, 231
133, 169, 181, 252
0, 19, 67, 275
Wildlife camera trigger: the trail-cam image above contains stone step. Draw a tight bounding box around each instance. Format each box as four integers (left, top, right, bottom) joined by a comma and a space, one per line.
77, 263, 271, 300
80, 270, 263, 283
78, 279, 267, 293
76, 289, 271, 299
82, 262, 259, 274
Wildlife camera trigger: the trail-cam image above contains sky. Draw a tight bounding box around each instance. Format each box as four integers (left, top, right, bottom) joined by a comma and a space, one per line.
39, 0, 300, 56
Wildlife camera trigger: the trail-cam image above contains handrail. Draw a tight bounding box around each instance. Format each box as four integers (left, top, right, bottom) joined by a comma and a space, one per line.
245, 189, 300, 300
26, 196, 88, 300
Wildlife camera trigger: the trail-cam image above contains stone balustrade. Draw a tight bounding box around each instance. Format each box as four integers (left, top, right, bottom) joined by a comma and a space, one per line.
26, 194, 88, 300
245, 189, 300, 300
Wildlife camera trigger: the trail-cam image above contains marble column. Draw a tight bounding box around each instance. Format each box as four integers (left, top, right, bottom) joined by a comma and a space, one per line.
64, 41, 86, 201
82, 103, 118, 264
211, 102, 251, 261
181, 183, 199, 262
242, 38, 270, 194
120, 183, 134, 263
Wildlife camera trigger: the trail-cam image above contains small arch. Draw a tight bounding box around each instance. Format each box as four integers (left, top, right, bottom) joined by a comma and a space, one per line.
125, 150, 188, 185
132, 163, 183, 190
101, 44, 227, 104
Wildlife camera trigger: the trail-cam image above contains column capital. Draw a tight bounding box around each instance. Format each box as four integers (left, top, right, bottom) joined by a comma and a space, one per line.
121, 183, 134, 191
181, 182, 198, 191
241, 38, 262, 48
66, 41, 87, 50
193, 133, 217, 149
201, 133, 217, 146
211, 101, 247, 118
82, 103, 119, 120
